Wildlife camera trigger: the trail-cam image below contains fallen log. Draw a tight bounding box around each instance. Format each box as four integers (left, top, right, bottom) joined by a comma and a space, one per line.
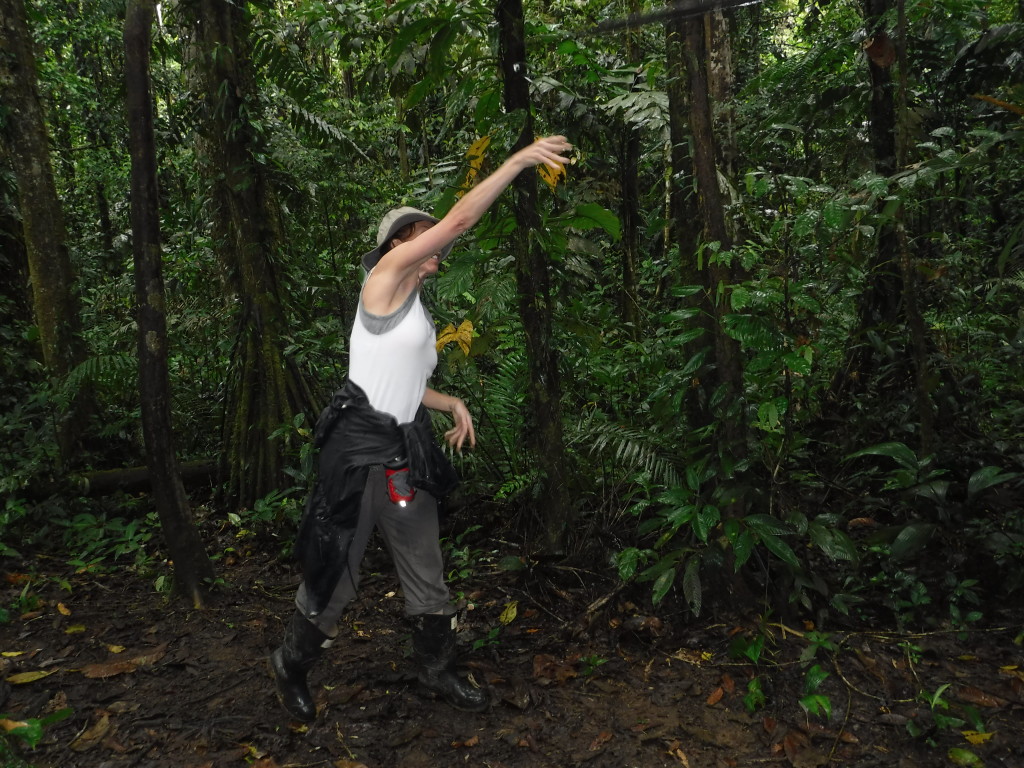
26, 459, 218, 499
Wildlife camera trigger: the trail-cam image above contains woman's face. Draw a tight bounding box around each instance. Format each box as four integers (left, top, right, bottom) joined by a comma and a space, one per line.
395, 220, 441, 280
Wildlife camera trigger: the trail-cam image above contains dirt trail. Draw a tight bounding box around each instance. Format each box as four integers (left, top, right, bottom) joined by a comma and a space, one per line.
2, 545, 1022, 768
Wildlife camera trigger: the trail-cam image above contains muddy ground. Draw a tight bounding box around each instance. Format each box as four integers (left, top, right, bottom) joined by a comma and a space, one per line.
2, 529, 1023, 768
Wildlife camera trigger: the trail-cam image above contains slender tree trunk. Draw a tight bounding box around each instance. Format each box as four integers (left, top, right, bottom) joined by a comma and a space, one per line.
619, 121, 642, 336
894, 0, 934, 453
184, 0, 316, 510
856, 0, 902, 334
666, 16, 710, 432
618, 0, 642, 336
0, 0, 90, 465
496, 0, 573, 555
682, 16, 745, 463
125, 0, 215, 607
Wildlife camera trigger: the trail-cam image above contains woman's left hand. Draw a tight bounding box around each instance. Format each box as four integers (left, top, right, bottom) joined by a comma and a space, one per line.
445, 397, 476, 452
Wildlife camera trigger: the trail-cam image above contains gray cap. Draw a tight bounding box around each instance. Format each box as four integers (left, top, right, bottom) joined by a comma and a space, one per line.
361, 206, 454, 272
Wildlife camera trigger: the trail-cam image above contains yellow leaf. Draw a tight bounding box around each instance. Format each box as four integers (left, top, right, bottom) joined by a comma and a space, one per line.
0, 718, 30, 733
436, 323, 457, 353
6, 669, 56, 684
57, 603, 71, 616
65, 624, 86, 634
436, 319, 474, 356
962, 730, 995, 745
537, 160, 566, 190
457, 136, 491, 197
1, 651, 25, 658
107, 644, 126, 654
499, 600, 518, 625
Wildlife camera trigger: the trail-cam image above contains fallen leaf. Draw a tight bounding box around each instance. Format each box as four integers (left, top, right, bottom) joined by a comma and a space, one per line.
589, 731, 613, 751
961, 730, 995, 745
532, 654, 577, 684
1, 652, 25, 658
57, 603, 71, 616
947, 747, 983, 767
81, 660, 137, 679
499, 601, 518, 625
65, 625, 86, 634
106, 645, 126, 654
81, 643, 167, 678
672, 746, 692, 767
0, 718, 30, 733
721, 673, 735, 693
706, 686, 724, 706
782, 729, 829, 768
6, 670, 56, 684
955, 686, 1004, 707
70, 713, 111, 752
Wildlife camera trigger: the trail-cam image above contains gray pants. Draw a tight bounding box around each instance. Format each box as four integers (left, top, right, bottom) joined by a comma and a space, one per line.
295, 464, 452, 635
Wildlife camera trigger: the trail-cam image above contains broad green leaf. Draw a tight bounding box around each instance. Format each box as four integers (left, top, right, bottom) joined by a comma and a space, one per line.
890, 522, 936, 561
967, 466, 1019, 500
570, 203, 621, 241
846, 441, 919, 470
693, 505, 720, 543
651, 567, 676, 605
744, 514, 790, 538
760, 533, 800, 569
733, 530, 755, 570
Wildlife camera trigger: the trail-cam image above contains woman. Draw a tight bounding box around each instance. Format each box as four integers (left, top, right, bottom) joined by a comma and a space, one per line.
271, 135, 572, 722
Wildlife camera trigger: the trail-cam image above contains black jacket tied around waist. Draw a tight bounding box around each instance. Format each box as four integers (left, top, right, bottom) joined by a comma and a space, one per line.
295, 379, 459, 615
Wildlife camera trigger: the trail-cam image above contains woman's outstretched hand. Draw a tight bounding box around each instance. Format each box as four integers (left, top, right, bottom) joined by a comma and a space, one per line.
511, 135, 573, 172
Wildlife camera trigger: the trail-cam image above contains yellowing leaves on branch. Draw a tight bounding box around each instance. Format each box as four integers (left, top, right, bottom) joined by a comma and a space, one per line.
458, 135, 565, 194
436, 320, 474, 356
457, 136, 491, 197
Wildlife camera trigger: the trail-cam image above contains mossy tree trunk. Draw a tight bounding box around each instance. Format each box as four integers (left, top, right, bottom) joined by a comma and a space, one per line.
185, 0, 316, 510
125, 0, 215, 607
496, 0, 574, 556
0, 0, 90, 466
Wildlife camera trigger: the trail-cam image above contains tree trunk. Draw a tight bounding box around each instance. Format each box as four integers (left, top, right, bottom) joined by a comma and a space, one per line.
125, 0, 215, 607
0, 0, 90, 466
666, 16, 710, 432
856, 0, 902, 334
618, 0, 642, 336
184, 0, 317, 510
496, 0, 574, 556
682, 16, 745, 464
619, 117, 642, 337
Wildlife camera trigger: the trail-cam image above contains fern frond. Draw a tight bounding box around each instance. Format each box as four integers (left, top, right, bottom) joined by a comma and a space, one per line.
63, 353, 135, 395
570, 417, 683, 489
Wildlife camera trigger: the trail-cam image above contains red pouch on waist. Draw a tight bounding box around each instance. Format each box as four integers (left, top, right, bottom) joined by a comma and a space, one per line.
385, 465, 416, 505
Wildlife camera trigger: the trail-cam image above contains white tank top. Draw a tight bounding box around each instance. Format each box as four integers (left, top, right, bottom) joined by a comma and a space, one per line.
348, 285, 437, 424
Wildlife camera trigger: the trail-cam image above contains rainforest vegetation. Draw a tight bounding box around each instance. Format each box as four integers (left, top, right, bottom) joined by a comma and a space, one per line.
1, 0, 1022, 765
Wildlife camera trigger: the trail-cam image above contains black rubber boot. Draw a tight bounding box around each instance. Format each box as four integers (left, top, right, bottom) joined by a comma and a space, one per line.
270, 610, 332, 722
412, 613, 490, 712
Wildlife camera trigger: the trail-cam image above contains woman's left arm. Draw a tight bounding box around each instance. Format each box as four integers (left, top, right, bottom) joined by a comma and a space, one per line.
423, 387, 476, 452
